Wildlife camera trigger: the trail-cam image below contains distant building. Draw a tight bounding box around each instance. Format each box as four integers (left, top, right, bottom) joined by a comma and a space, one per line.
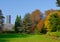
6, 15, 11, 24
3, 15, 13, 31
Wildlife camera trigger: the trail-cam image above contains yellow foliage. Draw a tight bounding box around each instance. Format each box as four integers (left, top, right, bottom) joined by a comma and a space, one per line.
44, 10, 60, 31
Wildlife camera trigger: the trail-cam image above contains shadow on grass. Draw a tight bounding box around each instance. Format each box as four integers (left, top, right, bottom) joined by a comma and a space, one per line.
0, 39, 7, 42
0, 33, 30, 38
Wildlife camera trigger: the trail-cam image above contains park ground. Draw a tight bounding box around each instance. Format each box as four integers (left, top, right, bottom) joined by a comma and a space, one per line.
0, 34, 60, 42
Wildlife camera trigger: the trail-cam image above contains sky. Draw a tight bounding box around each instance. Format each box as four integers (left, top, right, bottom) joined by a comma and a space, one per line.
0, 0, 60, 24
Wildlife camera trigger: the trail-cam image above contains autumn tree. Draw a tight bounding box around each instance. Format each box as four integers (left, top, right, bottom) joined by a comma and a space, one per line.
30, 10, 41, 25
0, 10, 5, 32
40, 20, 47, 34
30, 10, 42, 32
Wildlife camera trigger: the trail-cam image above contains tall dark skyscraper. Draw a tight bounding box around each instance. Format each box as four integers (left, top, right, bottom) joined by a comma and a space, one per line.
6, 15, 11, 24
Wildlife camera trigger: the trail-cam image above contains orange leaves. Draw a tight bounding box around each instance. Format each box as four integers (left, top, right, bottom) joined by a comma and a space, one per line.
30, 9, 41, 23
30, 9, 42, 31
30, 9, 60, 32
37, 20, 42, 31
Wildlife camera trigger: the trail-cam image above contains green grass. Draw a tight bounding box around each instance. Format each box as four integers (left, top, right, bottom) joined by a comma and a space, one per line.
0, 34, 60, 42
47, 31, 60, 37
0, 39, 7, 42
0, 33, 29, 38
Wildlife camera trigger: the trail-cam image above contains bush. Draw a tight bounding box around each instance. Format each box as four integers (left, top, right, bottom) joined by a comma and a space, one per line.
47, 31, 60, 37
40, 27, 47, 34
33, 28, 40, 34
2, 31, 16, 33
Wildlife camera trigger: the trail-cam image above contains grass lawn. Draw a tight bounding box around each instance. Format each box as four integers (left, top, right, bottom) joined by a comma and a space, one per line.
0, 34, 60, 42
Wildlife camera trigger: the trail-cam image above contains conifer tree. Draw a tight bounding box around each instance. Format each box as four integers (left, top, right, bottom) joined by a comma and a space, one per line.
23, 13, 33, 33
15, 15, 23, 33
0, 10, 4, 32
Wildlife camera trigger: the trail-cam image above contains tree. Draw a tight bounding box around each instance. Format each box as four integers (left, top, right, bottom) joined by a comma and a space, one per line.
0, 10, 4, 32
40, 20, 47, 34
49, 13, 59, 32
15, 15, 23, 33
57, 17, 60, 31
56, 0, 60, 6
23, 13, 33, 33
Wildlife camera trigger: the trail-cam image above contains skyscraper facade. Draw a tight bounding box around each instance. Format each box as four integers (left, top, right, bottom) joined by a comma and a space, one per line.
4, 15, 12, 31
6, 15, 11, 24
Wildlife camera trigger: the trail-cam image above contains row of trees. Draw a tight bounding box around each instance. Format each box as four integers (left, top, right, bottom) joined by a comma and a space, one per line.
14, 13, 34, 34
0, 9, 45, 34
0, 10, 59, 34
12, 0, 60, 34
0, 0, 59, 34
14, 13, 47, 34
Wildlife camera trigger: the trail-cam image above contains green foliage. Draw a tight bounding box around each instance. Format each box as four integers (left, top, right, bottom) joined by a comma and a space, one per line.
40, 20, 47, 34
57, 17, 60, 31
33, 28, 40, 34
23, 13, 33, 33
41, 27, 47, 34
0, 10, 5, 32
0, 34, 29, 38
12, 25, 15, 31
56, 0, 60, 6
55, 31, 60, 37
47, 31, 60, 38
49, 13, 60, 32
15, 15, 23, 33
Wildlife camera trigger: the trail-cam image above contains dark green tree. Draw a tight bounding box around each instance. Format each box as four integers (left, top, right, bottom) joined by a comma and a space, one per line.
15, 15, 23, 33
56, 0, 60, 6
57, 17, 60, 31
49, 13, 59, 32
23, 13, 33, 33
0, 10, 4, 32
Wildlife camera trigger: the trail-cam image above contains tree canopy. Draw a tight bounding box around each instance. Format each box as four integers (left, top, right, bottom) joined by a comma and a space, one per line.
56, 0, 60, 6
0, 10, 5, 32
